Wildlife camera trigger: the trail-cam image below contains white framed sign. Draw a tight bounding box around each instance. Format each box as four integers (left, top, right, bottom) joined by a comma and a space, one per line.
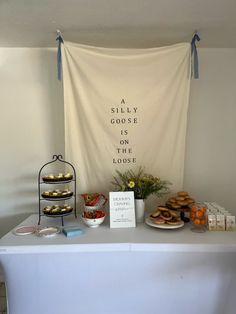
109, 191, 136, 228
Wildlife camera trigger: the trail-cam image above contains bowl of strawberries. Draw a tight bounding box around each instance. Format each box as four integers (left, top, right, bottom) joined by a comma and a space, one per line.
81, 210, 106, 228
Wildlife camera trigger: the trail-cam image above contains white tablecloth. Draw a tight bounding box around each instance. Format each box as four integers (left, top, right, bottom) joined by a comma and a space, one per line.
1, 214, 236, 314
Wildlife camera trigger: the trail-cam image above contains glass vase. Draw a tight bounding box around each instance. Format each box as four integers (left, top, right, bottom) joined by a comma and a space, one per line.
135, 199, 145, 223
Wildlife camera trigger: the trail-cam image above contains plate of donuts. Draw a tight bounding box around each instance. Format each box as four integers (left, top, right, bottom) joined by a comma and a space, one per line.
145, 205, 184, 229
145, 217, 184, 229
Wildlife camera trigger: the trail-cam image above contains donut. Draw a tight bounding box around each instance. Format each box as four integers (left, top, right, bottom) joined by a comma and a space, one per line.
167, 218, 181, 225
177, 191, 189, 197
171, 204, 182, 209
168, 209, 179, 218
176, 196, 186, 201
158, 206, 169, 211
160, 211, 172, 221
177, 201, 189, 206
169, 197, 177, 203
150, 210, 161, 218
152, 217, 166, 225
186, 198, 195, 204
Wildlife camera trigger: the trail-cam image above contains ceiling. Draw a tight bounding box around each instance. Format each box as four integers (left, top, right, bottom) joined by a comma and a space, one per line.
1, 0, 236, 48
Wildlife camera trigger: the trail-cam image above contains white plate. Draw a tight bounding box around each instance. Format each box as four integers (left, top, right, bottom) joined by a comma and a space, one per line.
145, 217, 184, 229
37, 227, 61, 237
13, 225, 38, 236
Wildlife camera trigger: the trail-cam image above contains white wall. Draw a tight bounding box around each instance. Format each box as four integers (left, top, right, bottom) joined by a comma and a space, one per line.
0, 48, 64, 236
184, 49, 236, 212
0, 47, 236, 236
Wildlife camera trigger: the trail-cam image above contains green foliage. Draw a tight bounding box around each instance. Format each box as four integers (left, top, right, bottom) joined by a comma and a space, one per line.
111, 167, 171, 199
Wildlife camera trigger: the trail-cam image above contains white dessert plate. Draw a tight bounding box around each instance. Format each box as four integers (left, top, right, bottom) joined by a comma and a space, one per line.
13, 225, 38, 236
145, 217, 184, 230
37, 227, 61, 237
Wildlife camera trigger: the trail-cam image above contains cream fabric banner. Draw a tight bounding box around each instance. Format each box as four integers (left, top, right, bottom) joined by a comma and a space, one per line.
62, 42, 191, 194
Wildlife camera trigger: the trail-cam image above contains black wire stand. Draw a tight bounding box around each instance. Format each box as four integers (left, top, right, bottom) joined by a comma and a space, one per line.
38, 154, 77, 226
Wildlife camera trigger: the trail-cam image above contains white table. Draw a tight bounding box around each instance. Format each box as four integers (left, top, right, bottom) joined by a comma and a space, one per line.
1, 214, 236, 314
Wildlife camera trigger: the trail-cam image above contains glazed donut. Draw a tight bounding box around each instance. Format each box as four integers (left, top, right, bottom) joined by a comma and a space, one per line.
177, 191, 189, 197
186, 198, 195, 204
176, 196, 185, 201
158, 206, 169, 211
150, 210, 161, 218
168, 209, 179, 218
152, 217, 166, 224
160, 211, 172, 221
177, 201, 188, 206
167, 217, 181, 225
171, 204, 182, 209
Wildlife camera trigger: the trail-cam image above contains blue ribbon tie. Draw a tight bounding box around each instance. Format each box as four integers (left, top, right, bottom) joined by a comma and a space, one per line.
191, 33, 200, 79
56, 35, 64, 81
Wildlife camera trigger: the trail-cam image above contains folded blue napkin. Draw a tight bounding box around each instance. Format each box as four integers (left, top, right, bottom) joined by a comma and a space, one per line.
63, 226, 84, 237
